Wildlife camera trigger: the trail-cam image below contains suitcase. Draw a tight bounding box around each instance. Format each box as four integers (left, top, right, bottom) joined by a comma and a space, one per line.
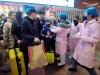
45, 51, 55, 64
45, 51, 60, 64
9, 48, 26, 75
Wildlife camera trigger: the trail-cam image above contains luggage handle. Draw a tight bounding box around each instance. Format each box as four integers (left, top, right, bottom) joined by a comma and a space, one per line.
18, 58, 22, 72
14, 48, 22, 74
33, 40, 43, 46
15, 49, 18, 53
14, 48, 20, 54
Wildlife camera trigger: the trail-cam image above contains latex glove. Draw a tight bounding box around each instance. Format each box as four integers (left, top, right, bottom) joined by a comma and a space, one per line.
17, 40, 21, 44
34, 37, 40, 43
50, 25, 57, 29
74, 32, 81, 39
49, 36, 52, 38
46, 35, 49, 38
47, 31, 51, 36
75, 34, 81, 39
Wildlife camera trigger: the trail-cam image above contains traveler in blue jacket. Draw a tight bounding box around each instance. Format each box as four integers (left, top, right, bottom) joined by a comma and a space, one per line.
41, 20, 55, 52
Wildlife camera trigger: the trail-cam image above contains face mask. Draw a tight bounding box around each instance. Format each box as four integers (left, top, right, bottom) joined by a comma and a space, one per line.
73, 20, 78, 26
82, 16, 87, 22
58, 19, 60, 23
46, 24, 51, 27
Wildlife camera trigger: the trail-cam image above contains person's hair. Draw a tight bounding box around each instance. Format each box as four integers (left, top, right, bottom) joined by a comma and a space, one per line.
1, 14, 5, 19
8, 11, 14, 17
38, 11, 45, 15
45, 20, 52, 24
74, 15, 80, 20
27, 7, 37, 15
15, 11, 23, 24
82, 15, 87, 22
87, 13, 95, 19
1, 14, 5, 17
53, 19, 57, 25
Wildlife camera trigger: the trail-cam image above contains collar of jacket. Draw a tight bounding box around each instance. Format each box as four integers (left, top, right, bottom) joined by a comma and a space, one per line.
57, 21, 71, 28
87, 19, 96, 24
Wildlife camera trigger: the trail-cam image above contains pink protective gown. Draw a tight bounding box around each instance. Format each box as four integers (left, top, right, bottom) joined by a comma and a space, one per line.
73, 19, 100, 68
68, 24, 80, 50
51, 27, 70, 56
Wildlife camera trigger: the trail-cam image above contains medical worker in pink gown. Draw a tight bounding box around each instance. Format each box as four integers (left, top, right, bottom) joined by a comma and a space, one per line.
68, 16, 81, 58
68, 7, 100, 75
50, 13, 71, 66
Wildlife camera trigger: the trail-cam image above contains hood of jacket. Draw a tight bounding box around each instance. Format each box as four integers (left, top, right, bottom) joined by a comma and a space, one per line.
57, 21, 71, 28
58, 21, 71, 28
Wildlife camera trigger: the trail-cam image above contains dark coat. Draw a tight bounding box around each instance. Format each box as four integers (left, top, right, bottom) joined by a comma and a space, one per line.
21, 17, 39, 46
41, 25, 55, 43
34, 18, 45, 39
11, 19, 22, 47
12, 20, 22, 40
0, 18, 7, 40
41, 25, 56, 51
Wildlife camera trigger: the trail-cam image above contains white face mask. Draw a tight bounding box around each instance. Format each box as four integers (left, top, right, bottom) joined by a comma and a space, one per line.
84, 12, 88, 16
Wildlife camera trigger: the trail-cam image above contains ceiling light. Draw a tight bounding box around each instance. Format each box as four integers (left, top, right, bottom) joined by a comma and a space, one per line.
82, 2, 88, 4
98, 6, 100, 7
87, 3, 98, 7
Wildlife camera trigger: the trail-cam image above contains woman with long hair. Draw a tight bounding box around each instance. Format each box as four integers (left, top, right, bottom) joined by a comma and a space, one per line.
11, 11, 23, 47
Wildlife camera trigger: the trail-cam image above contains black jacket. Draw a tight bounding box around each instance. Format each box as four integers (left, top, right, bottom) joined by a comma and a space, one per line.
11, 19, 22, 47
41, 25, 55, 42
34, 18, 45, 39
11, 20, 22, 41
21, 17, 39, 46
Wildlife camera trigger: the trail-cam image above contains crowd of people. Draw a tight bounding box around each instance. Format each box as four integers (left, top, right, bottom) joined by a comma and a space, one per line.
0, 6, 100, 75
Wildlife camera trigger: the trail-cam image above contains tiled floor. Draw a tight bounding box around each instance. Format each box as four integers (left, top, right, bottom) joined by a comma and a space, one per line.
5, 61, 100, 75
2, 51, 100, 75
45, 60, 100, 75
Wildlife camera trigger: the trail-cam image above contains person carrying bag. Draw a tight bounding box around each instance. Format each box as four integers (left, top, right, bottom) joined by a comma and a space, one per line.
28, 41, 48, 70
21, 7, 47, 74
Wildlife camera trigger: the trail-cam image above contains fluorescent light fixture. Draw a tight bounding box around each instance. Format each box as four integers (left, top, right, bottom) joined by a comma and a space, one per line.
98, 6, 100, 7
82, 2, 88, 4
87, 3, 98, 7
0, 0, 75, 7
